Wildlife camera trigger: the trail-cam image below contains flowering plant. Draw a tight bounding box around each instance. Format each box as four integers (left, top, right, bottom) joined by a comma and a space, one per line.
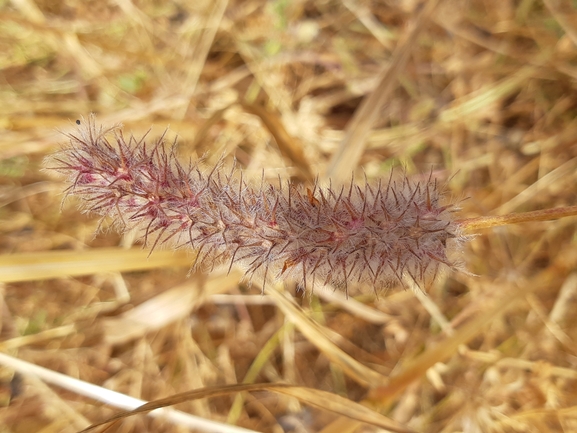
46, 116, 468, 295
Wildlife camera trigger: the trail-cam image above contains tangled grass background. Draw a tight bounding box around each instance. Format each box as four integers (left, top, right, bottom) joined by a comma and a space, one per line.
1, 1, 577, 432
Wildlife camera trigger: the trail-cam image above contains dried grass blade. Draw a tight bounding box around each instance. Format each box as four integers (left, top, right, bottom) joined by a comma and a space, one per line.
276, 386, 413, 433
265, 286, 388, 387
0, 324, 76, 351
0, 248, 191, 283
227, 325, 287, 424
325, 0, 441, 182
543, 0, 577, 46
493, 157, 577, 215
240, 101, 313, 182
178, 0, 229, 107
316, 289, 392, 325
102, 272, 242, 345
79, 383, 412, 433
438, 67, 536, 124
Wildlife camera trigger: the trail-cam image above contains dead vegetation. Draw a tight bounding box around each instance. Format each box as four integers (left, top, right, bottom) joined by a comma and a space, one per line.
1, 0, 577, 432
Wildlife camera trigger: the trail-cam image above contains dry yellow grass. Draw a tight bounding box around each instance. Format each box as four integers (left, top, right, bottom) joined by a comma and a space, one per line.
1, 1, 577, 432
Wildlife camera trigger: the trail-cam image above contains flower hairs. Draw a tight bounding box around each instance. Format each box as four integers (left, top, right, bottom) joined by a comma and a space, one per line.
46, 115, 466, 295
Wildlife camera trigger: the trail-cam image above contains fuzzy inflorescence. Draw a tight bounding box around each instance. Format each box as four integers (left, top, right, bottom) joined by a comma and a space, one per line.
46, 115, 466, 294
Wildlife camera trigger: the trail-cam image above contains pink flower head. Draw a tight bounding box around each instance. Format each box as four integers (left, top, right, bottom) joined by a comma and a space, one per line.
46, 115, 466, 295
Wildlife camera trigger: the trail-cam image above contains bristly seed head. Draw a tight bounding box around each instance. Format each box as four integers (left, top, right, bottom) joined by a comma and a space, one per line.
45, 114, 468, 296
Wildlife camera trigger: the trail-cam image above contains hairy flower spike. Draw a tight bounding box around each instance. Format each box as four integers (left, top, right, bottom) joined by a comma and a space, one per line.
46, 115, 466, 295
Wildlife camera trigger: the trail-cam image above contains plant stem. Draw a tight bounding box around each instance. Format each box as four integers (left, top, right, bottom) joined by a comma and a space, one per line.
458, 205, 577, 232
